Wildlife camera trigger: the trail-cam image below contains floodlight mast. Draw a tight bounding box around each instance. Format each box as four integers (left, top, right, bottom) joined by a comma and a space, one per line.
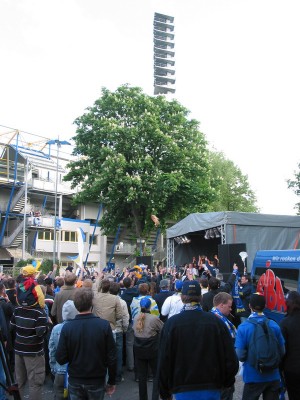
47, 139, 71, 265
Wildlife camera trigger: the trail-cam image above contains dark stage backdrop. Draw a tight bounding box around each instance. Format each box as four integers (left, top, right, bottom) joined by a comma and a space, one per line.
218, 243, 247, 273
174, 232, 221, 266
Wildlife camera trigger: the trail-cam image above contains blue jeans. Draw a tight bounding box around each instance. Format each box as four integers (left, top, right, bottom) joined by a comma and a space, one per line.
68, 382, 105, 400
115, 331, 123, 380
242, 380, 280, 400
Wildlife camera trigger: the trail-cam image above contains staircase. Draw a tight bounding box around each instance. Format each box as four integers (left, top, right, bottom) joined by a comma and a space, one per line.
10, 185, 26, 213
2, 219, 28, 247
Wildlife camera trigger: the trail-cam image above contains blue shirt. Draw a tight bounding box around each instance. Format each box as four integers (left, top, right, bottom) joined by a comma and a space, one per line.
235, 315, 285, 383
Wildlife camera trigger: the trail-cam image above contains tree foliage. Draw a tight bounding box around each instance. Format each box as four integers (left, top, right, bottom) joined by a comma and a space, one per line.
207, 151, 258, 212
64, 85, 213, 237
287, 163, 300, 214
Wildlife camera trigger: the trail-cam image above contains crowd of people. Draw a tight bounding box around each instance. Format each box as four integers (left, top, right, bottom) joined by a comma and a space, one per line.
0, 256, 298, 400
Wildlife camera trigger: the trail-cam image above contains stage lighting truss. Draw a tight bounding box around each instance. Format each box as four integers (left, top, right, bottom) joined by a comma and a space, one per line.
204, 226, 222, 239
174, 235, 191, 244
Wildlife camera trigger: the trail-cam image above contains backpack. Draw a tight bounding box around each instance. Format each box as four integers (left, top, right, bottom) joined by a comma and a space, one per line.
247, 318, 281, 373
16, 281, 38, 307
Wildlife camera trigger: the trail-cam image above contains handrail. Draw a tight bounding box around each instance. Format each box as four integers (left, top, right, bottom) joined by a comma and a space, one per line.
2, 219, 24, 246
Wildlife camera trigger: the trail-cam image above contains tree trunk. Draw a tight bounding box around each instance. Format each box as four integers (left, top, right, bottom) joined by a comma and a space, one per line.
131, 205, 142, 238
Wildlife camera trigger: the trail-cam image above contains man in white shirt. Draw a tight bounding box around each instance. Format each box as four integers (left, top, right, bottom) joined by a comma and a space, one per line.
161, 280, 184, 319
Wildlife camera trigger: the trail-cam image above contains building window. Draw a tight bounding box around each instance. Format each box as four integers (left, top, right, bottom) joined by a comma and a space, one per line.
62, 231, 78, 242
38, 230, 53, 240
89, 235, 98, 245
60, 261, 74, 268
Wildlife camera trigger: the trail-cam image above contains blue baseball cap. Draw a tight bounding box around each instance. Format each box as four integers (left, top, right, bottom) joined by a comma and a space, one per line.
175, 280, 183, 291
140, 297, 151, 309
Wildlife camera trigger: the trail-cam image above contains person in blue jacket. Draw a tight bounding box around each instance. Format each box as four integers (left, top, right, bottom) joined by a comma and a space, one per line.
235, 293, 285, 400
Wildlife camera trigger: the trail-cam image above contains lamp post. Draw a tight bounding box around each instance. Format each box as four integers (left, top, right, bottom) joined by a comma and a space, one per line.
47, 139, 71, 265
22, 157, 29, 260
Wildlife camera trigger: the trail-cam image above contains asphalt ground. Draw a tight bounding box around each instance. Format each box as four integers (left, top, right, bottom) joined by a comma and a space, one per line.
9, 367, 287, 399
39, 369, 246, 400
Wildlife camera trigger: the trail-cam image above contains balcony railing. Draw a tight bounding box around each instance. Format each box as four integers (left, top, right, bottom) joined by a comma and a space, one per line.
32, 178, 73, 194
27, 216, 54, 228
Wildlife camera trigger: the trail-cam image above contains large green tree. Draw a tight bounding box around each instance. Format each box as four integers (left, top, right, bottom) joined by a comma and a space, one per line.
64, 85, 213, 238
207, 151, 258, 212
287, 163, 300, 214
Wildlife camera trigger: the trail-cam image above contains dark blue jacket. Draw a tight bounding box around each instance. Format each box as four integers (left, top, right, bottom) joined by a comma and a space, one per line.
158, 309, 239, 398
121, 287, 139, 322
56, 313, 116, 385
153, 290, 173, 321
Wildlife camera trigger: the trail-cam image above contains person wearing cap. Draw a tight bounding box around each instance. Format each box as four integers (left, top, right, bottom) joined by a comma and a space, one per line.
235, 293, 285, 400
133, 297, 163, 400
158, 280, 239, 400
49, 300, 78, 399
16, 265, 45, 309
130, 283, 159, 322
153, 279, 173, 322
161, 280, 184, 319
10, 266, 48, 400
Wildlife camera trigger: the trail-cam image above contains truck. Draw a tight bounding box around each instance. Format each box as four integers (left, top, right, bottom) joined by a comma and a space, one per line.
251, 249, 300, 322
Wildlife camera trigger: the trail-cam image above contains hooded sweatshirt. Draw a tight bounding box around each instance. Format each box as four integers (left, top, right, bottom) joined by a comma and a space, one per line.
49, 300, 78, 375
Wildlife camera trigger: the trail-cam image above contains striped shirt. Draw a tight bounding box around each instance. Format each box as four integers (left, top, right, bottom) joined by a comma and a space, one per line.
10, 306, 47, 356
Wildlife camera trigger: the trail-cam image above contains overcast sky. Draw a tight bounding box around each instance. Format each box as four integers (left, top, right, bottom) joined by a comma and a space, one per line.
1, 0, 299, 215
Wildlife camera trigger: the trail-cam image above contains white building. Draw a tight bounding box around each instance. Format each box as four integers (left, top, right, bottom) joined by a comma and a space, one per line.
0, 133, 106, 271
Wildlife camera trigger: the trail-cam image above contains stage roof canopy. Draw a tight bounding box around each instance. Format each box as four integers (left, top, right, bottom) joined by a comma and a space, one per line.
167, 212, 300, 268
166, 211, 300, 239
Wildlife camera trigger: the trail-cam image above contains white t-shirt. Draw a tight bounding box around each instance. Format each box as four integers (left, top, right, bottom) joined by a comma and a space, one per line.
161, 293, 184, 319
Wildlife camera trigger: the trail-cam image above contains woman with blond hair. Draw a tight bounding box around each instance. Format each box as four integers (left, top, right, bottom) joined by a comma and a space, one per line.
133, 297, 163, 400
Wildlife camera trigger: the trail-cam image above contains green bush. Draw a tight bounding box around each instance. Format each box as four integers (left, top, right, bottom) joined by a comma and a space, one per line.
15, 259, 35, 269
13, 258, 59, 277
40, 259, 53, 275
